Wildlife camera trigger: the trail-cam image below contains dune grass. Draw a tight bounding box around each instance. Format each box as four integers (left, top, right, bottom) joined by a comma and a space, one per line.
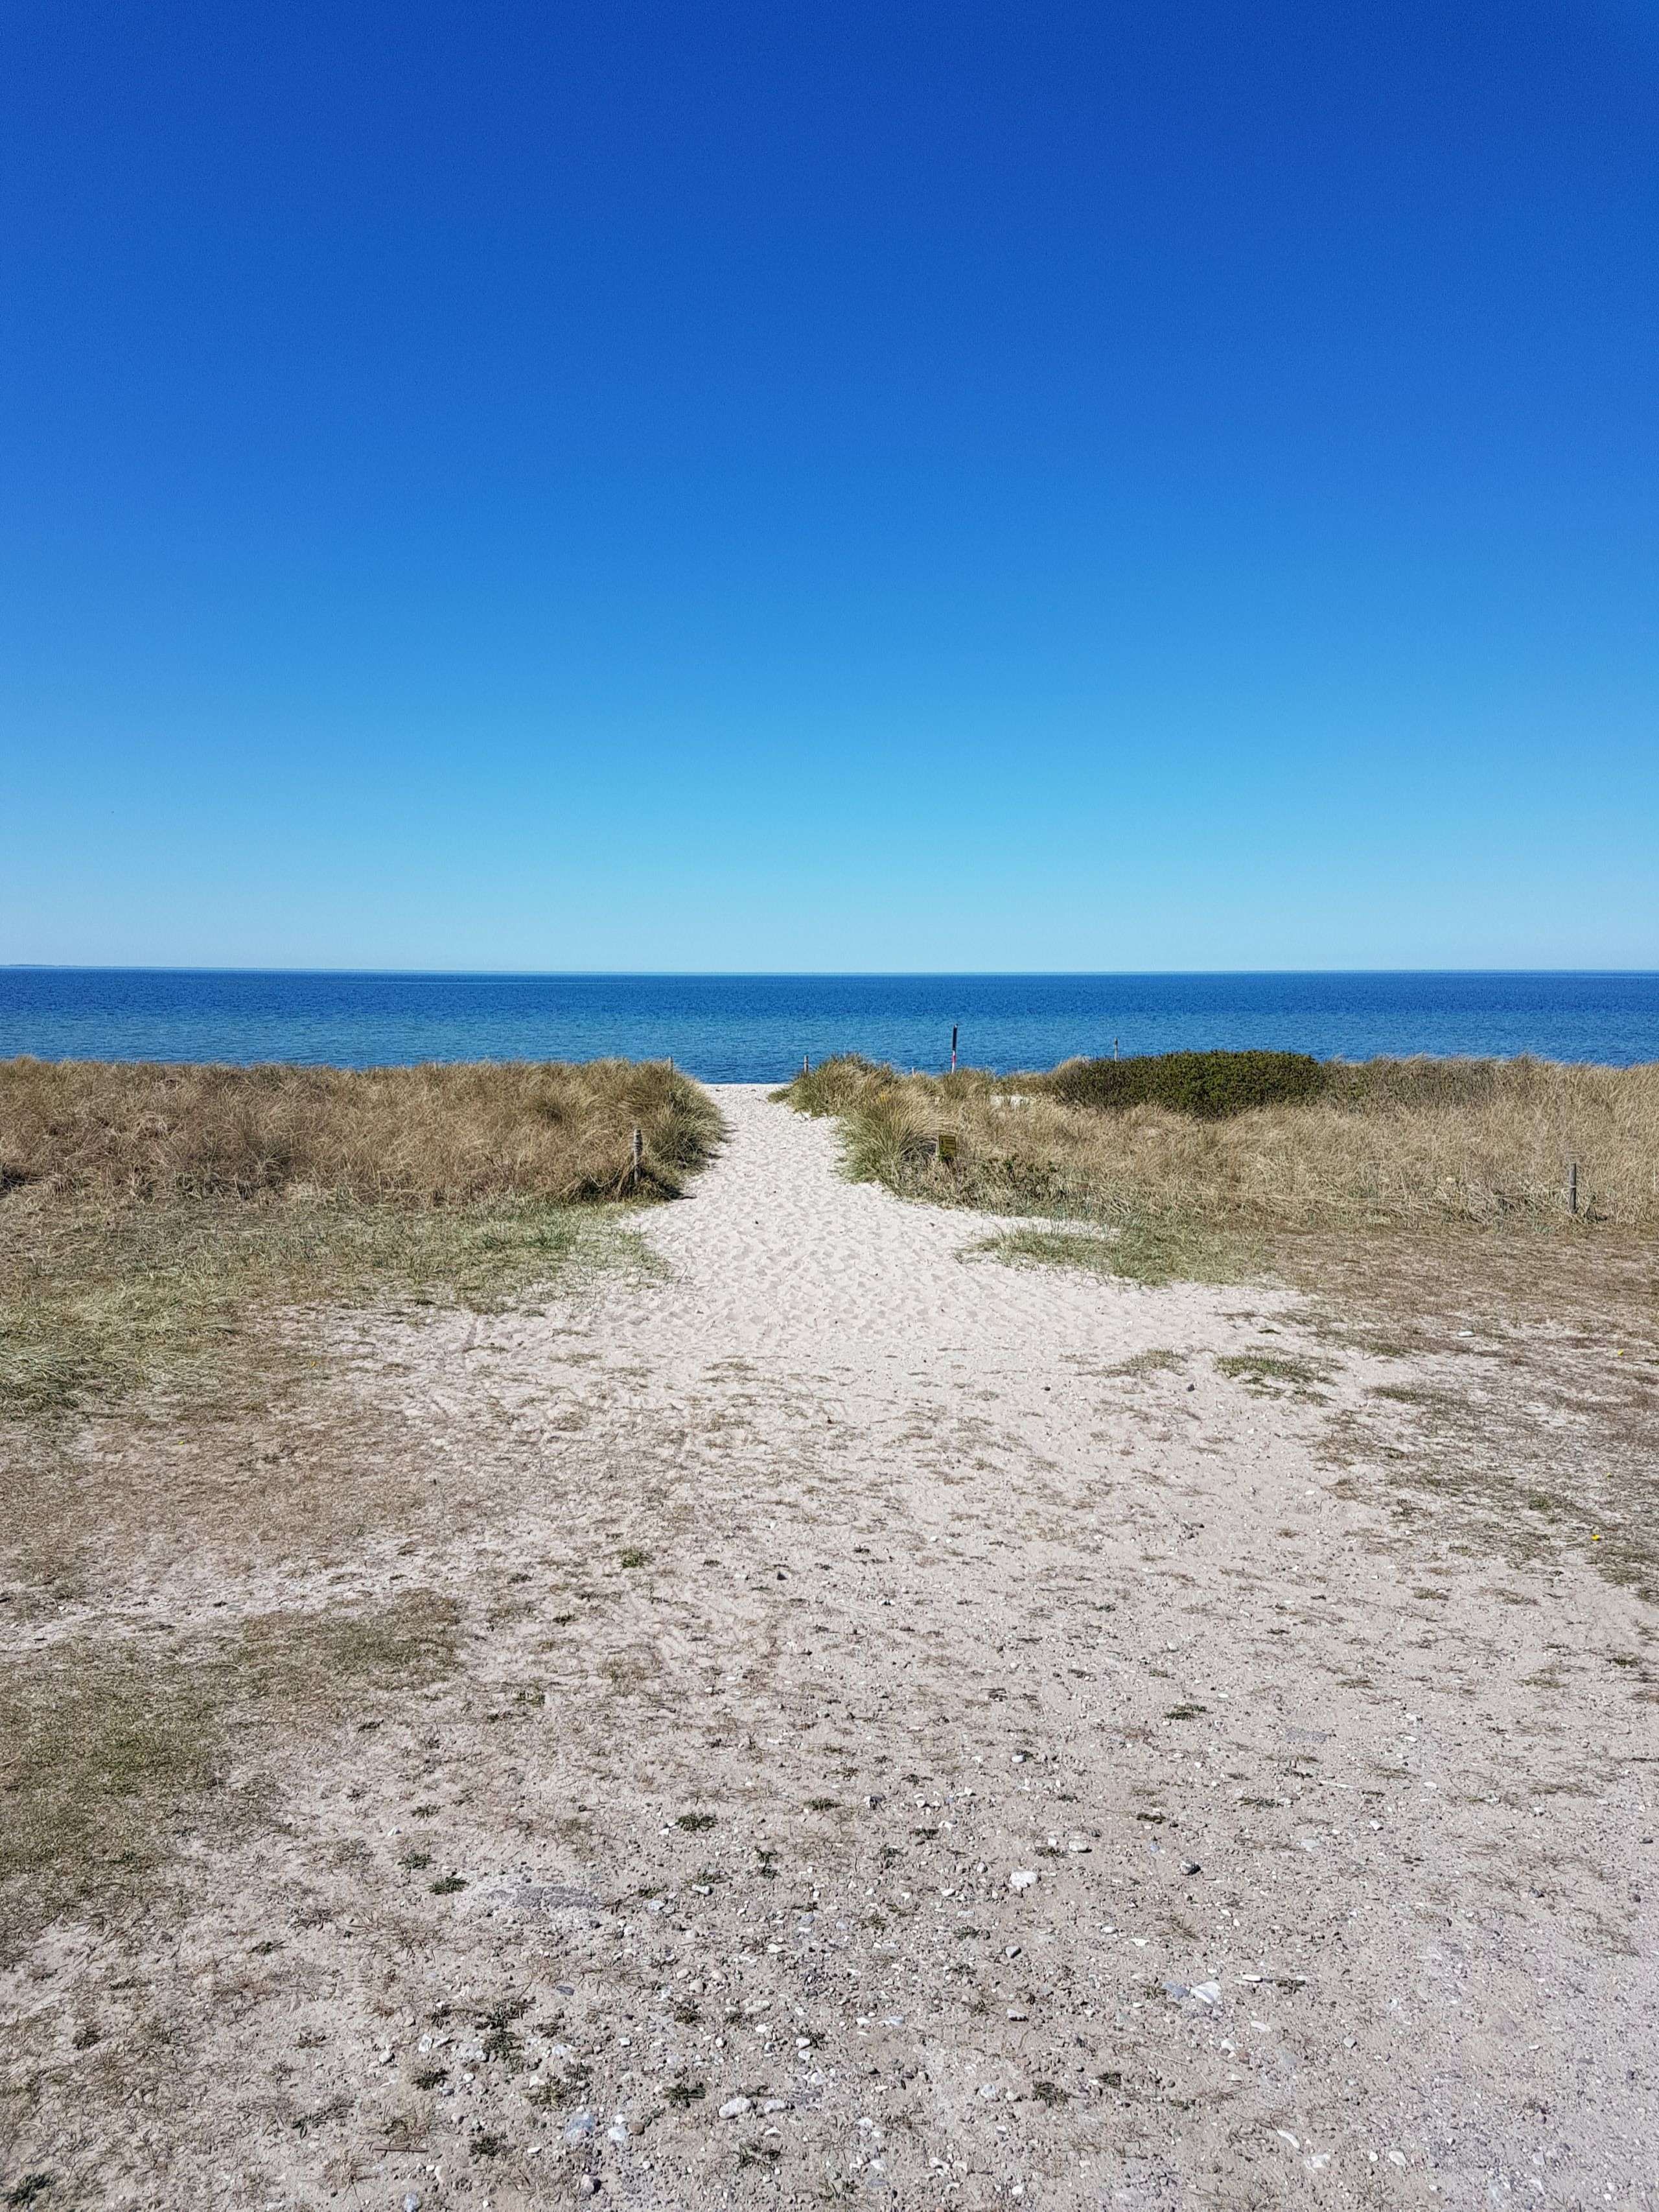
0, 1058, 721, 1421
778, 1051, 1659, 1246
0, 1055, 720, 1204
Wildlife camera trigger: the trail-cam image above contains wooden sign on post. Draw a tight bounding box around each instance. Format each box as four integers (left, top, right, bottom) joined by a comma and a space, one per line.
937, 1130, 958, 1166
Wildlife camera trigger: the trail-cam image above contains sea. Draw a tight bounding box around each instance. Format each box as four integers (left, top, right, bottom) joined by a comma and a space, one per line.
1, 969, 1654, 1080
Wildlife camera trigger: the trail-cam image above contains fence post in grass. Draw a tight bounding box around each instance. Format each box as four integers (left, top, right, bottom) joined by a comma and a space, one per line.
951, 1023, 958, 1073
1568, 1160, 1579, 1217
803, 1053, 809, 1076
631, 1126, 643, 1189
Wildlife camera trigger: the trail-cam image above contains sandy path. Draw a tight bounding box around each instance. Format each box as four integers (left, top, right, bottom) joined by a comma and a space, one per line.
633, 1086, 1269, 1507
5, 1088, 1654, 2211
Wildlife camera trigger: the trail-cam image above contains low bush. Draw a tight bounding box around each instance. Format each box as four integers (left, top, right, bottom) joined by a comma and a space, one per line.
1041, 1049, 1328, 1118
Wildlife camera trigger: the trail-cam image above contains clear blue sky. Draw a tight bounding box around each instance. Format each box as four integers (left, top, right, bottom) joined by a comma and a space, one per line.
3, 1, 1656, 972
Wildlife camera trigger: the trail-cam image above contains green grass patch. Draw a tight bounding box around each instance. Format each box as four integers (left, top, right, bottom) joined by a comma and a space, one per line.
1214, 1349, 1330, 1397
1106, 1348, 1185, 1377
0, 1594, 458, 1957
969, 1220, 1259, 1288
0, 1194, 638, 1423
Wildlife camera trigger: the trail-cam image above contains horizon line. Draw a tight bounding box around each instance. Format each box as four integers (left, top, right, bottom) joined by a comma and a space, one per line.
4, 962, 1659, 983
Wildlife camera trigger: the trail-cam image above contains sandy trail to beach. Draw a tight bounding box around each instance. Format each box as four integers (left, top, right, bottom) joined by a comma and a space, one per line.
5, 1086, 1654, 2210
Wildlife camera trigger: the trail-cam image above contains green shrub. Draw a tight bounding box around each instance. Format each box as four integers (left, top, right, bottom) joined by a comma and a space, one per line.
1040, 1049, 1328, 1119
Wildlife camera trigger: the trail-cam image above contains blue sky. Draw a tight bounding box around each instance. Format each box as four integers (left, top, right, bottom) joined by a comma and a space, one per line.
3, 0, 1656, 971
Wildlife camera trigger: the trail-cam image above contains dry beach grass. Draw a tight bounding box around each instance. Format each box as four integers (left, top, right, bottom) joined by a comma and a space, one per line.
1, 1063, 1656, 2209
778, 1051, 1659, 1232
0, 1057, 721, 1423
0, 1055, 719, 1206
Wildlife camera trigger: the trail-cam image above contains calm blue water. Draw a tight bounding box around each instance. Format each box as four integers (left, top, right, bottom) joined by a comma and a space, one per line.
1, 970, 1654, 1078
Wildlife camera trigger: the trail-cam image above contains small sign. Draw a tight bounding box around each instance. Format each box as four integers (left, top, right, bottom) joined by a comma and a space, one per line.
936, 1130, 958, 1165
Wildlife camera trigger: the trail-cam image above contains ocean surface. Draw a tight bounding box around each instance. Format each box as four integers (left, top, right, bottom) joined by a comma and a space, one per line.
1, 970, 1654, 1079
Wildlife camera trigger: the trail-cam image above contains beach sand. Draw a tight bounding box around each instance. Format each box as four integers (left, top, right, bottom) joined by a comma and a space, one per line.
3, 1084, 1654, 2207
